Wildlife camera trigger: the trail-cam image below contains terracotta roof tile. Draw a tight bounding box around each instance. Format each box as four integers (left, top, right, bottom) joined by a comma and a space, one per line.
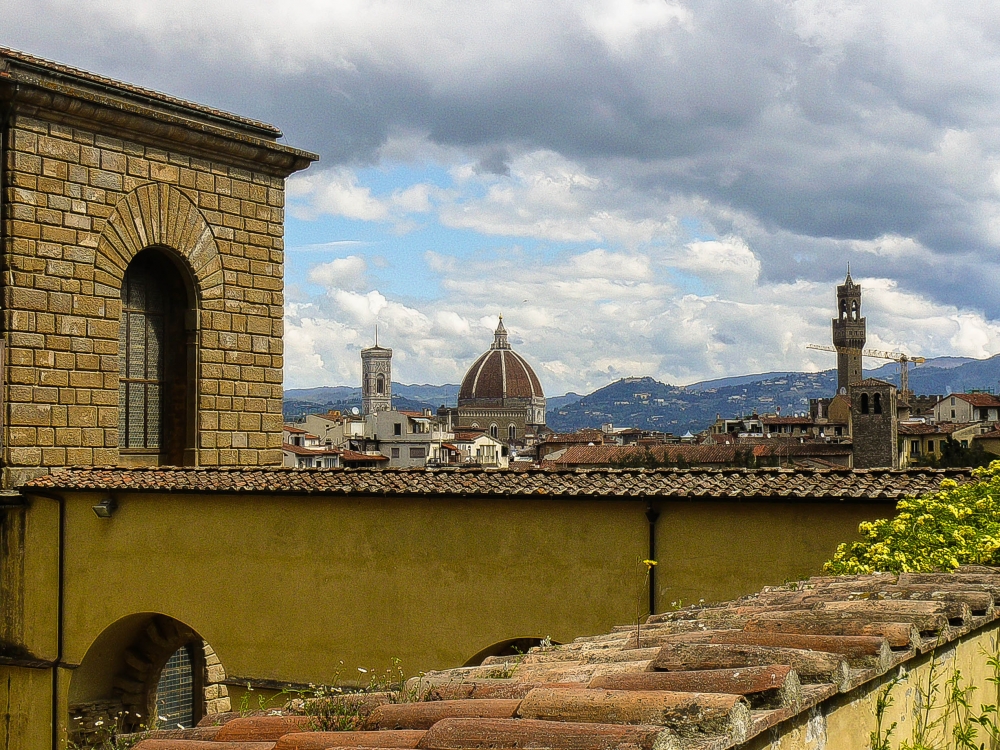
549, 444, 851, 468
137, 566, 1000, 750
940, 393, 1000, 408
20, 466, 970, 500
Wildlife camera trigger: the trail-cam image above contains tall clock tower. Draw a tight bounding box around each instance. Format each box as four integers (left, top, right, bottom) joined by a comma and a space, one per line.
832, 272, 866, 392
361, 337, 392, 415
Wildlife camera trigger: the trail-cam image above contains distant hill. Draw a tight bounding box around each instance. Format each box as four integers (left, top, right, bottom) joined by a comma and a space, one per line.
547, 374, 835, 435
284, 355, 1000, 431
547, 355, 1000, 434
547, 393, 584, 411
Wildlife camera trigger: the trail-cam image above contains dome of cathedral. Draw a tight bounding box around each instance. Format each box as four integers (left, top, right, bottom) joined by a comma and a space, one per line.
458, 317, 544, 402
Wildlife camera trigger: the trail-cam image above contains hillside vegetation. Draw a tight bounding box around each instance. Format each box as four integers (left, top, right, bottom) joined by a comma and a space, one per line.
283, 355, 1000, 431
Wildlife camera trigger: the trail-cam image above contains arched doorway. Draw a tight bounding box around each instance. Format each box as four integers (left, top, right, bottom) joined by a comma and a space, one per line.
68, 614, 229, 742
463, 637, 560, 667
118, 248, 197, 466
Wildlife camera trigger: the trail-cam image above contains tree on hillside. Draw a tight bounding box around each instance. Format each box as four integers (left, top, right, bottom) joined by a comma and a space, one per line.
825, 461, 1000, 574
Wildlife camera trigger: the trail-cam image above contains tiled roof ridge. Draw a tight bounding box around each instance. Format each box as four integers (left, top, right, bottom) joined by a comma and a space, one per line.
21, 465, 972, 500
127, 566, 1000, 750
0, 45, 280, 136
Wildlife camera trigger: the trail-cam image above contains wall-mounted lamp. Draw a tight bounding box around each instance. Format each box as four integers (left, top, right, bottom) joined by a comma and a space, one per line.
92, 497, 117, 519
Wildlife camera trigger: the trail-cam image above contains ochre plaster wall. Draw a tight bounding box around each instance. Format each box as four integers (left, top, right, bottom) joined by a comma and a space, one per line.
2, 491, 895, 746
652, 500, 890, 610
747, 624, 1000, 750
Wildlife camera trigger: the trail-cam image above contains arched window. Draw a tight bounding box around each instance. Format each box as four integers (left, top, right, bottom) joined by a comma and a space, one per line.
119, 249, 193, 465
840, 300, 847, 320
508, 424, 517, 441
375, 373, 385, 394
873, 393, 882, 414
850, 300, 859, 320
490, 423, 499, 439
860, 393, 869, 414
156, 643, 196, 729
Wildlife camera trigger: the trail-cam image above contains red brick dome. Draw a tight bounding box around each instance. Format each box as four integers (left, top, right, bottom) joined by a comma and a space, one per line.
458, 318, 544, 402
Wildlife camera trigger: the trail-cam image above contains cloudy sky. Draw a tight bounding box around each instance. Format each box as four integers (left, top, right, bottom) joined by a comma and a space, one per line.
6, 0, 1000, 394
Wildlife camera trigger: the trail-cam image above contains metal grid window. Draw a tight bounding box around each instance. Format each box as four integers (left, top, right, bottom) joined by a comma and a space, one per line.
156, 645, 194, 729
119, 259, 165, 449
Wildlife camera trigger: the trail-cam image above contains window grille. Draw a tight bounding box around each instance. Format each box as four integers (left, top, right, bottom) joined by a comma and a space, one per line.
119, 258, 166, 449
156, 645, 194, 729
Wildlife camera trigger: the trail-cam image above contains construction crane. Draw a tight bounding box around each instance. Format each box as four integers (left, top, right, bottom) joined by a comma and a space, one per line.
806, 344, 926, 398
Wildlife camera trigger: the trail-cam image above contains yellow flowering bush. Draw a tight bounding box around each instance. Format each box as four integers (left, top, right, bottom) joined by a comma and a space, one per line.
825, 461, 1000, 574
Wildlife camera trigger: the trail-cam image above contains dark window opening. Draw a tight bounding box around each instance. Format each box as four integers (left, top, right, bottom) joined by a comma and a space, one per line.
860, 393, 869, 414
394, 423, 402, 436
375, 374, 385, 394
156, 644, 195, 729
409, 447, 426, 459
490, 424, 499, 439
508, 424, 516, 441
873, 393, 882, 414
119, 249, 192, 464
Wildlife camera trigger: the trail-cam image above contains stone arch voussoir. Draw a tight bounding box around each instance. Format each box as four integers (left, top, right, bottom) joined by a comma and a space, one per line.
69, 614, 230, 741
95, 183, 223, 301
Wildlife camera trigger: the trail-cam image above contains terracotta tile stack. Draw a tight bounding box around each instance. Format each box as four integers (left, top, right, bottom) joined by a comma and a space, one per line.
126, 566, 1000, 750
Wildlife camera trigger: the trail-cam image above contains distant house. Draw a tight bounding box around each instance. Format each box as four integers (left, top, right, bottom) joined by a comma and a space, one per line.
760, 416, 812, 437
933, 393, 1000, 424
366, 409, 455, 468
281, 424, 390, 468
898, 422, 981, 467
535, 430, 606, 462
452, 430, 509, 469
282, 442, 343, 468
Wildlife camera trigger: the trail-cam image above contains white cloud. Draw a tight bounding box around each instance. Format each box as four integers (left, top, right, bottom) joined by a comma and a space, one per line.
10, 0, 1000, 396
288, 169, 389, 221
673, 238, 761, 289
582, 0, 693, 53
308, 255, 368, 290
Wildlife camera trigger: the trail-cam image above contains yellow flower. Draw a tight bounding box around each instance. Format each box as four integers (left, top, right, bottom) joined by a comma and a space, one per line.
642, 559, 657, 568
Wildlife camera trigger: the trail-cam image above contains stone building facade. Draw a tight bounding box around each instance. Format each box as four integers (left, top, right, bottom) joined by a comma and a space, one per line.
0, 48, 315, 486
850, 377, 899, 469
832, 271, 866, 392
361, 342, 392, 415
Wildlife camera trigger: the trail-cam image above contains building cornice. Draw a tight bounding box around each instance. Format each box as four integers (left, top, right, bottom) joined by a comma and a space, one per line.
0, 47, 317, 177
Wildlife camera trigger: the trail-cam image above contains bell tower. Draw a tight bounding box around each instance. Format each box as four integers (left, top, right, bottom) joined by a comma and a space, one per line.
832, 271, 866, 392
361, 331, 392, 415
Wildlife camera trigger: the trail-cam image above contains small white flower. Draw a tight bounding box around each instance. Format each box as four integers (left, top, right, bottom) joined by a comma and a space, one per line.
357, 667, 368, 674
